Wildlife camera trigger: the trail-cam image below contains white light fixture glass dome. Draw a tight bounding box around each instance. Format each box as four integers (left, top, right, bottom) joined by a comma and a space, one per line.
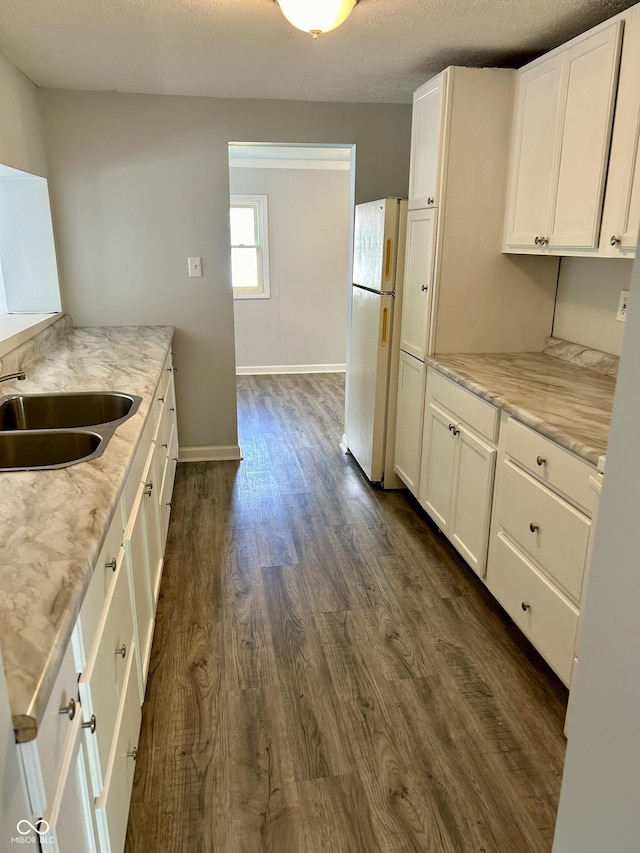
276, 0, 358, 37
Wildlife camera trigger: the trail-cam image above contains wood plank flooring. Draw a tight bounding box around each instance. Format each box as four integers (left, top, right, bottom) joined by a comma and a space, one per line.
125, 373, 568, 853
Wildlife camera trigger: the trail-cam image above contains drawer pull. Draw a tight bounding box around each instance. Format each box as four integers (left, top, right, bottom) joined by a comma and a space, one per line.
158, 396, 165, 403
166, 502, 172, 509
127, 747, 138, 761
536, 455, 546, 466
173, 457, 179, 463
105, 557, 117, 572
610, 235, 621, 246
115, 644, 127, 659
521, 601, 531, 612
143, 481, 153, 497
162, 443, 168, 449
82, 715, 97, 734
59, 698, 76, 720
421, 284, 429, 292
169, 407, 175, 413
427, 197, 435, 205
529, 522, 539, 533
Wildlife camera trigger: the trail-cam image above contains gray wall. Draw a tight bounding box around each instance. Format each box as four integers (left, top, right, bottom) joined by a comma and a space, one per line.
553, 257, 633, 355
230, 165, 351, 370
40, 91, 411, 450
552, 241, 640, 853
0, 52, 48, 177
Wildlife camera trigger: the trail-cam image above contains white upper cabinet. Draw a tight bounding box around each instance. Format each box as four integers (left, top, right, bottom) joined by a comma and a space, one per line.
600, 5, 640, 256
408, 71, 447, 209
504, 19, 623, 254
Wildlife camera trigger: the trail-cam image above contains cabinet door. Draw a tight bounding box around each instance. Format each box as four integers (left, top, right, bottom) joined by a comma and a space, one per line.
124, 481, 154, 703
418, 401, 457, 532
504, 54, 562, 249
394, 351, 426, 495
549, 21, 622, 249
600, 8, 640, 255
400, 208, 438, 360
449, 425, 497, 578
44, 715, 98, 853
408, 71, 447, 209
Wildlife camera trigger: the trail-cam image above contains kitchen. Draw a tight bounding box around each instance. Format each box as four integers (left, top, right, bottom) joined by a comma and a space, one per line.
0, 0, 638, 851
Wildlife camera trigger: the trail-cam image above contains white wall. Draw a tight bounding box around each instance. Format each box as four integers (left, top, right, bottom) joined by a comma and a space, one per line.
0, 52, 48, 177
40, 91, 411, 451
230, 165, 351, 371
552, 242, 640, 853
553, 257, 633, 355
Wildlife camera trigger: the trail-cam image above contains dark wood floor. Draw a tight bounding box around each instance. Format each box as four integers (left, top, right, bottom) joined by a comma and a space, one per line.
125, 373, 568, 853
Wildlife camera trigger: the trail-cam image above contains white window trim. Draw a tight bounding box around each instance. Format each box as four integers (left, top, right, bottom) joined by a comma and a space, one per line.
230, 194, 271, 299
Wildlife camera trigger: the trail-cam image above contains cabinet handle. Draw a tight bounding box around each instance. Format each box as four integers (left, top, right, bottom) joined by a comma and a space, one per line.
105, 557, 117, 571
448, 423, 460, 436
115, 644, 127, 659
166, 502, 172, 509
59, 698, 76, 720
521, 601, 531, 612
421, 284, 428, 292
173, 457, 179, 463
127, 747, 138, 761
448, 423, 455, 431
534, 236, 548, 246
162, 443, 168, 449
427, 197, 434, 205
529, 522, 539, 533
536, 456, 546, 466
144, 481, 153, 497
610, 235, 621, 246
82, 715, 97, 734
158, 396, 165, 403
169, 407, 175, 413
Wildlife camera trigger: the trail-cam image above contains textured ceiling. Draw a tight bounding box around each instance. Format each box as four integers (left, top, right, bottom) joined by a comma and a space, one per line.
0, 0, 636, 103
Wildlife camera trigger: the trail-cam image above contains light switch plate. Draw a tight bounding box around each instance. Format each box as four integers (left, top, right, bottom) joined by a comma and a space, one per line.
617, 289, 630, 322
188, 256, 202, 277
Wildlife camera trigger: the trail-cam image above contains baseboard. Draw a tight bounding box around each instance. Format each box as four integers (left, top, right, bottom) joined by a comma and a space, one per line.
236, 363, 346, 375
178, 445, 243, 462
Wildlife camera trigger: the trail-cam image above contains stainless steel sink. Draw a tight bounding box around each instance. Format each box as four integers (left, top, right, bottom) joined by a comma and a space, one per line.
0, 392, 141, 431
0, 430, 105, 471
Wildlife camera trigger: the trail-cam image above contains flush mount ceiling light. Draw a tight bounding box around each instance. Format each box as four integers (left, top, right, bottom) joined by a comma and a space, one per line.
274, 0, 359, 38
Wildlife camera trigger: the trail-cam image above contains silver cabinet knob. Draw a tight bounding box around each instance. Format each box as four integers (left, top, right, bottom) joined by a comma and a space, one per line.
536, 456, 546, 466
82, 715, 97, 734
421, 285, 428, 292
59, 698, 76, 720
143, 481, 153, 497
158, 396, 165, 403
115, 644, 127, 659
610, 235, 621, 246
105, 557, 117, 571
529, 522, 539, 533
127, 747, 138, 761
521, 601, 531, 612
534, 236, 548, 246
427, 197, 435, 205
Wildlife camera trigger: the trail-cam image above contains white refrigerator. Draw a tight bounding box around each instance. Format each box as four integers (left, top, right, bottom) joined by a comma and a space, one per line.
342, 198, 407, 488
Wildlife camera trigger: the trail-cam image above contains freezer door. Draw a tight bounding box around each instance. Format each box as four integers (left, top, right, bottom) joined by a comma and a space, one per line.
345, 287, 394, 481
352, 199, 400, 292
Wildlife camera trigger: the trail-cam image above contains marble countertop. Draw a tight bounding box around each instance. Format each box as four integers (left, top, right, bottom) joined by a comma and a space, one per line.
425, 348, 616, 466
0, 323, 173, 741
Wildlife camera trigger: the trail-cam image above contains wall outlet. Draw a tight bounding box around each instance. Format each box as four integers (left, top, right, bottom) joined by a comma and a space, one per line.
617, 289, 630, 322
188, 256, 202, 277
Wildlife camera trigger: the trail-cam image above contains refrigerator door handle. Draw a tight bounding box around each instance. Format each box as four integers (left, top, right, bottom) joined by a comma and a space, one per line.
381, 307, 389, 347
384, 239, 393, 281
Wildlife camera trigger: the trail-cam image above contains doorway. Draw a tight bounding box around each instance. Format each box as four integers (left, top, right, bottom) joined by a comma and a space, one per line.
228, 143, 355, 374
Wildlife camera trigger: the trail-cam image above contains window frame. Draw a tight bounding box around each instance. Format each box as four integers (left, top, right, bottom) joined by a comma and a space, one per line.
229, 194, 271, 299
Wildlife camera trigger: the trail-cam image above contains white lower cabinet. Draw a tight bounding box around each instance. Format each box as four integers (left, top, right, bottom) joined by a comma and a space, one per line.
17, 347, 178, 853
487, 416, 594, 686
418, 368, 498, 578
394, 350, 426, 495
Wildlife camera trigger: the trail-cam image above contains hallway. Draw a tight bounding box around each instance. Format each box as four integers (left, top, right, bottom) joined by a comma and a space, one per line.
125, 373, 567, 852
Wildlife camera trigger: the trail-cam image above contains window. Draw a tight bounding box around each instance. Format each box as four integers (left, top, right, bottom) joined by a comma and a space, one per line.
229, 194, 270, 298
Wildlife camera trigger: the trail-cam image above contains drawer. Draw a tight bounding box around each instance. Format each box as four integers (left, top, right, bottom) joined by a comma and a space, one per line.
78, 557, 134, 797
121, 410, 156, 521
504, 418, 595, 515
74, 507, 125, 670
499, 460, 590, 601
488, 532, 579, 685
428, 367, 498, 442
95, 645, 142, 853
23, 639, 79, 812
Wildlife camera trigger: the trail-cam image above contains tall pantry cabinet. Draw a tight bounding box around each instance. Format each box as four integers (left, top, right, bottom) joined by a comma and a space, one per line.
394, 66, 559, 498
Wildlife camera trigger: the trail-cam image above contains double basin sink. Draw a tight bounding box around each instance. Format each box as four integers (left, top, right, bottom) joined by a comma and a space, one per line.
0, 392, 142, 471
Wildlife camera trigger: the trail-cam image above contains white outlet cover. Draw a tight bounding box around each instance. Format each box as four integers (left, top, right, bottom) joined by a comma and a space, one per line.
617, 289, 630, 322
